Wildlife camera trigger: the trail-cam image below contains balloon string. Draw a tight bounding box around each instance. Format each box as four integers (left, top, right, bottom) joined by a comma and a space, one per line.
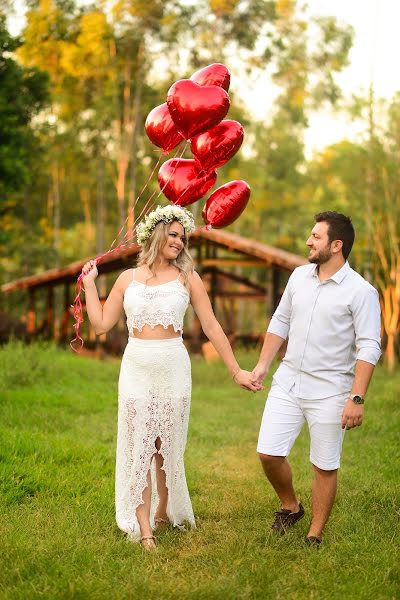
107, 138, 185, 252
132, 140, 190, 228
111, 140, 187, 250
108, 151, 164, 251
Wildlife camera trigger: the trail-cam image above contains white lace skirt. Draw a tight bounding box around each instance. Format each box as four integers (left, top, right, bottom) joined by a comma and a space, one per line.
115, 336, 195, 540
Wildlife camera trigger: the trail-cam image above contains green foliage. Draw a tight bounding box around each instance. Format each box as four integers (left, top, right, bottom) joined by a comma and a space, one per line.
0, 343, 399, 598
0, 16, 49, 196
0, 0, 356, 282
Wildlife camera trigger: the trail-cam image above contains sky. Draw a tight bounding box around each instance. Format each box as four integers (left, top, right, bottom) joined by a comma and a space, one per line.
304, 0, 400, 154
9, 0, 400, 156
236, 0, 400, 155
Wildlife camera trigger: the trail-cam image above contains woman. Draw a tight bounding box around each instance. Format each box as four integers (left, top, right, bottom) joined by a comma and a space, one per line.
82, 205, 259, 550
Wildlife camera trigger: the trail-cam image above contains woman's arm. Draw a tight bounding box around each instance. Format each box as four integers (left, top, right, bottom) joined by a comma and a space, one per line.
82, 261, 131, 335
188, 271, 261, 392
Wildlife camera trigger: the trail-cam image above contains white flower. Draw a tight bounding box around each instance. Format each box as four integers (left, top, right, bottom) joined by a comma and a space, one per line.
136, 205, 195, 245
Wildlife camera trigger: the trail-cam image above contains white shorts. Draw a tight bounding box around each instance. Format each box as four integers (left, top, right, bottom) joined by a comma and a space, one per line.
257, 382, 348, 471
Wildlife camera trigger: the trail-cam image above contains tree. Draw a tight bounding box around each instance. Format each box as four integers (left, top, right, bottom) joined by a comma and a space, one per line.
306, 93, 400, 370
364, 92, 400, 371
0, 15, 49, 197
2, 0, 354, 281
0, 16, 50, 283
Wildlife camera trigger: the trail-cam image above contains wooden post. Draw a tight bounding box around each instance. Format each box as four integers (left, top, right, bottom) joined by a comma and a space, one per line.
46, 286, 55, 339
60, 283, 70, 342
209, 243, 218, 313
210, 268, 218, 313
186, 239, 204, 353
27, 288, 36, 336
272, 267, 281, 312
196, 239, 203, 272
266, 266, 273, 318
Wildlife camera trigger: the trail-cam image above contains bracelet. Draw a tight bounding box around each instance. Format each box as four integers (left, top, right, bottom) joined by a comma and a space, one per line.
232, 367, 241, 381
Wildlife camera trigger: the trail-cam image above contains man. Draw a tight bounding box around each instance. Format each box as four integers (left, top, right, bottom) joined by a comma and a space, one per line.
252, 211, 381, 545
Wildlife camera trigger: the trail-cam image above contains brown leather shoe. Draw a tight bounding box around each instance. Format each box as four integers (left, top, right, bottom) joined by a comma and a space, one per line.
271, 503, 305, 534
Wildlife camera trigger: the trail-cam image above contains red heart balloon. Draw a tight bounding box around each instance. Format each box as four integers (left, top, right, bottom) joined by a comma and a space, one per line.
145, 103, 183, 152
190, 63, 231, 92
158, 158, 217, 206
202, 180, 250, 228
167, 80, 230, 140
191, 120, 244, 171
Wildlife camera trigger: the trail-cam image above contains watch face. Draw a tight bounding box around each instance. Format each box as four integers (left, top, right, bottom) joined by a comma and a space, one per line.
352, 395, 364, 404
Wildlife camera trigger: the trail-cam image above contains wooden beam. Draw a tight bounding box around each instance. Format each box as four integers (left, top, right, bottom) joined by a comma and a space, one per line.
2, 229, 306, 294
214, 292, 267, 299
194, 228, 307, 272
1, 242, 141, 292
202, 258, 266, 268
202, 267, 267, 294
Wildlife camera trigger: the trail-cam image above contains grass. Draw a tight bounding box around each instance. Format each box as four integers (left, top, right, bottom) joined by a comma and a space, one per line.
0, 341, 399, 600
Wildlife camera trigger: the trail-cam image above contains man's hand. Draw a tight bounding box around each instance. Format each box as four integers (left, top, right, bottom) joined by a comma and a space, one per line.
234, 369, 263, 392
251, 363, 268, 388
341, 399, 364, 429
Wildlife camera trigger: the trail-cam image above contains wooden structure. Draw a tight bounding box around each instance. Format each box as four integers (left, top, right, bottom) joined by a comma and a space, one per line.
1, 228, 306, 352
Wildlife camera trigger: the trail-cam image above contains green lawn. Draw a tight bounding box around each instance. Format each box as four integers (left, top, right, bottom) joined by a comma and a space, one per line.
0, 342, 399, 600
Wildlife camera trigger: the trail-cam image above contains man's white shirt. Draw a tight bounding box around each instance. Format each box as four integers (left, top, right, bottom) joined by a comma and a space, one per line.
268, 261, 381, 399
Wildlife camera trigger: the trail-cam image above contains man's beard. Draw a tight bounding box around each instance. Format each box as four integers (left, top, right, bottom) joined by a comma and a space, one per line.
308, 246, 332, 264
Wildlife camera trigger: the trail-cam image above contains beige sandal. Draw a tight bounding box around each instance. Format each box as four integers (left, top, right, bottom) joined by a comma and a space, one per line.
154, 517, 170, 532
140, 535, 157, 551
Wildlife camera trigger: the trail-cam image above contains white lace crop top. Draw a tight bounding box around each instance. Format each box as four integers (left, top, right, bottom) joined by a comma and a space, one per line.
123, 269, 190, 335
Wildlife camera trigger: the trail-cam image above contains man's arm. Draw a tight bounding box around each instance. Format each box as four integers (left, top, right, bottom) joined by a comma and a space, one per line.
341, 285, 381, 429
341, 360, 375, 429
252, 332, 286, 385
252, 273, 294, 385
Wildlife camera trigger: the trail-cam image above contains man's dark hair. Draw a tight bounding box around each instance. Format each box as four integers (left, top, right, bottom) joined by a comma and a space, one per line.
314, 211, 355, 260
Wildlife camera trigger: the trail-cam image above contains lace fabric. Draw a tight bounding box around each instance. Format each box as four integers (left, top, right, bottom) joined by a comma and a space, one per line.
123, 276, 189, 335
115, 337, 195, 540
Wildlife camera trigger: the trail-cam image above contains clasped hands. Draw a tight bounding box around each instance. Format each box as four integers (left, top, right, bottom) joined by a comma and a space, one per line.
233, 363, 266, 393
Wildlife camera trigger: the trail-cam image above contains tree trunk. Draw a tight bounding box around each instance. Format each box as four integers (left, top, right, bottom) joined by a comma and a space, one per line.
96, 143, 106, 256
385, 332, 395, 372
115, 55, 133, 232
116, 156, 129, 230
52, 160, 61, 265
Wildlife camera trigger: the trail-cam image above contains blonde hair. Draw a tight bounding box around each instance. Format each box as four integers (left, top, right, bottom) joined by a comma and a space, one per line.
136, 219, 194, 284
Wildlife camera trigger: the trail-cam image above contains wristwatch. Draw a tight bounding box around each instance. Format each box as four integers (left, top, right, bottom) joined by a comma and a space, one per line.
351, 394, 364, 405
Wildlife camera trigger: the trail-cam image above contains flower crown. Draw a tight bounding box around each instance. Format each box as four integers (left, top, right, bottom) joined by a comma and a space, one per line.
136, 205, 196, 246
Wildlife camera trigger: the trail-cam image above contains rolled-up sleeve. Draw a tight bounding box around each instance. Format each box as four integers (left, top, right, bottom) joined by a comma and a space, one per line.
267, 273, 294, 340
352, 286, 381, 365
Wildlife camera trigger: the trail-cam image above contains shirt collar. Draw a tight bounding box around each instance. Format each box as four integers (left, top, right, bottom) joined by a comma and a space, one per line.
309, 261, 350, 284
330, 261, 350, 284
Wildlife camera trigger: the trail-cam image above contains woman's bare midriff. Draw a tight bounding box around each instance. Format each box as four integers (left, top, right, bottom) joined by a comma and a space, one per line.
129, 324, 182, 339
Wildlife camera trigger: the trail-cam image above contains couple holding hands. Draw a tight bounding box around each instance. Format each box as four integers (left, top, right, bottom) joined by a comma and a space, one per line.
82, 206, 381, 550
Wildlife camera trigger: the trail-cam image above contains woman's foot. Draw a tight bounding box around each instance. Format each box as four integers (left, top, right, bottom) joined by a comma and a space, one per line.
140, 535, 157, 551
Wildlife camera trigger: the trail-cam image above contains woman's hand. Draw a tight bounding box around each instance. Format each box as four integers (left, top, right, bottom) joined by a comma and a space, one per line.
234, 369, 263, 392
82, 260, 98, 286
